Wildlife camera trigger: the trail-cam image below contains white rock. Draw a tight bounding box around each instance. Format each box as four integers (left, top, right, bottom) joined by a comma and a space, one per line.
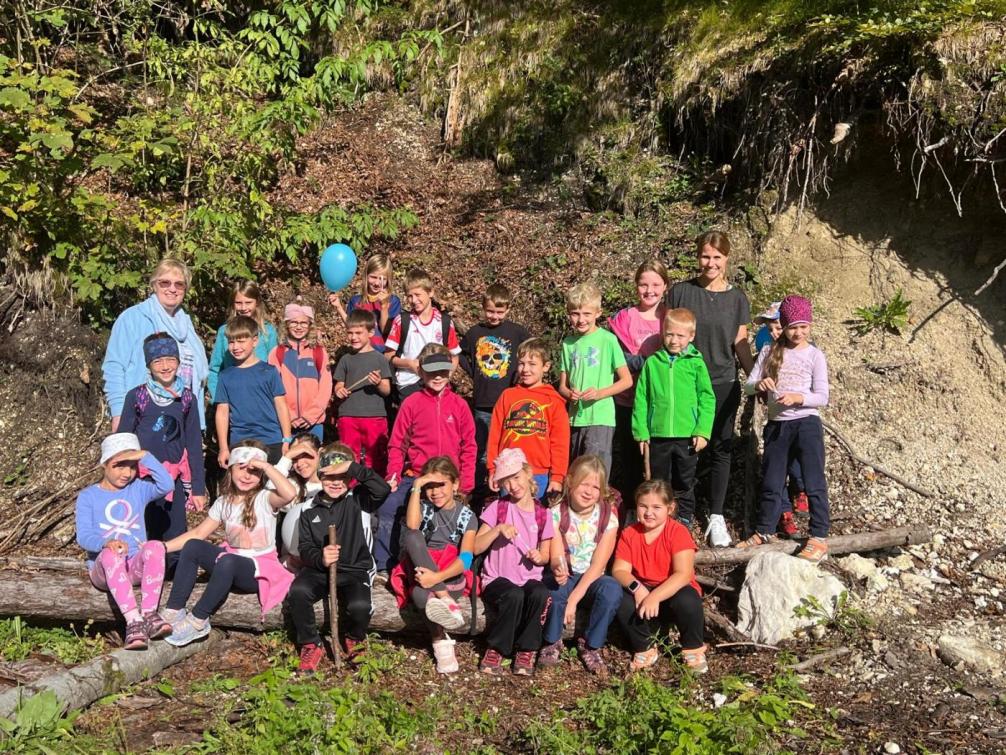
888, 554, 915, 571
712, 693, 727, 708
736, 552, 846, 645
884, 742, 902, 754
937, 635, 1003, 674
900, 572, 934, 592
836, 553, 878, 581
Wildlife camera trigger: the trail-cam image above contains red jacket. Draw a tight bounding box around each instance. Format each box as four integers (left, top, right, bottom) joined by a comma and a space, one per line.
487, 383, 570, 484
387, 386, 477, 492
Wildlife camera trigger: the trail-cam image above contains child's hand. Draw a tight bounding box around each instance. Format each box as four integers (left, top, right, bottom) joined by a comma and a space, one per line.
414, 566, 439, 589
105, 539, 128, 556
637, 593, 662, 620
551, 561, 568, 586
526, 547, 545, 565
546, 479, 563, 496
217, 448, 230, 468
246, 457, 271, 472
776, 392, 804, 406
632, 583, 650, 609
692, 436, 708, 452
322, 544, 340, 567
292, 417, 310, 430
756, 377, 776, 393
386, 473, 399, 491
568, 389, 582, 402
488, 476, 499, 492
376, 291, 391, 310
190, 495, 207, 512
366, 369, 383, 385
563, 597, 579, 627
578, 387, 598, 402
498, 523, 518, 541
638, 440, 649, 457
325, 459, 352, 475
328, 293, 344, 313
335, 386, 350, 399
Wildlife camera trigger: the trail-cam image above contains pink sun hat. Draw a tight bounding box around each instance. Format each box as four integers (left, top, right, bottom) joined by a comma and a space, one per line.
493, 448, 528, 483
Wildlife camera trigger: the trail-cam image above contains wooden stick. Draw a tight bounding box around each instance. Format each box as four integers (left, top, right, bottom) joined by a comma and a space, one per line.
344, 374, 372, 393
715, 641, 779, 651
327, 524, 341, 670
822, 419, 935, 498
970, 544, 1006, 572
705, 606, 751, 643
789, 646, 851, 672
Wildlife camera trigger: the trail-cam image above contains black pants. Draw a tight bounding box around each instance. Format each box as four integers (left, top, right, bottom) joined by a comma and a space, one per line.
166, 540, 257, 620
700, 381, 741, 516
481, 578, 551, 656
401, 529, 464, 612
756, 416, 830, 538
611, 404, 645, 506
286, 568, 372, 646
649, 437, 700, 522
616, 585, 704, 651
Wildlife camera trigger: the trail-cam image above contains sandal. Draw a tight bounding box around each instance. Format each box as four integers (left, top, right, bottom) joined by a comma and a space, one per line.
124, 620, 149, 651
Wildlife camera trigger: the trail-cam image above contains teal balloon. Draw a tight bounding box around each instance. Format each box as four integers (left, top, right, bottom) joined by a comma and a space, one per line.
319, 243, 358, 292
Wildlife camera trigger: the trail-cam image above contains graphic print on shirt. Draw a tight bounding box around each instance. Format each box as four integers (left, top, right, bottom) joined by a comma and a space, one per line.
502, 400, 548, 445
570, 346, 601, 370
100, 499, 141, 542
151, 413, 180, 444
476, 335, 511, 380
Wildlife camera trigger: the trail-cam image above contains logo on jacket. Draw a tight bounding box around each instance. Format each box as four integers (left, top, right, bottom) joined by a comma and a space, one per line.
476, 336, 511, 380
502, 400, 547, 444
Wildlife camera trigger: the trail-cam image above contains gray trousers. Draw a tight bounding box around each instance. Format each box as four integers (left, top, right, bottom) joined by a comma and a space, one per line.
570, 425, 615, 474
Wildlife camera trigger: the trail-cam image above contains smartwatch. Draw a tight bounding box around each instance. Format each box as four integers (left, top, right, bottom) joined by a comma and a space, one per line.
627, 579, 641, 593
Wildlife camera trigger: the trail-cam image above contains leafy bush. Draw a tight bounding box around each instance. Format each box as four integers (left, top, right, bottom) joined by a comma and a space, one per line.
0, 691, 78, 753
851, 289, 912, 335
0, 617, 106, 664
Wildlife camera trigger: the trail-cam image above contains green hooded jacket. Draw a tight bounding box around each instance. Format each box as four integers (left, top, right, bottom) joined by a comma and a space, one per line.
632, 344, 715, 441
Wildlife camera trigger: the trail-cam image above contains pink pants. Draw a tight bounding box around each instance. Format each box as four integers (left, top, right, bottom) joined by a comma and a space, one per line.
89, 541, 166, 618
337, 416, 389, 475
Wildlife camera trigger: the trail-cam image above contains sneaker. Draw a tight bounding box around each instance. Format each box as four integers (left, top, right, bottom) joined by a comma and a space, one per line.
705, 514, 731, 548
296, 642, 325, 674
480, 648, 504, 675
143, 611, 172, 640
432, 636, 459, 674
425, 597, 466, 631
681, 644, 708, 674
577, 638, 607, 677
537, 639, 563, 667
161, 607, 186, 625
513, 650, 537, 676
792, 492, 810, 516
629, 646, 659, 671
735, 532, 777, 549
344, 636, 364, 659
123, 620, 148, 651
778, 511, 798, 538
796, 536, 828, 563
165, 614, 211, 647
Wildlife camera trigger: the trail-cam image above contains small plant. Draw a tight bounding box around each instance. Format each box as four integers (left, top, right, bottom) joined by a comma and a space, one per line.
851, 289, 911, 335
0, 617, 106, 664
0, 691, 78, 752
793, 591, 872, 640
353, 636, 408, 684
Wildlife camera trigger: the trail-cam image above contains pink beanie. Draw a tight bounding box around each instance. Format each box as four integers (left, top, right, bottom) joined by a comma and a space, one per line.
284, 302, 315, 321
779, 295, 812, 328
493, 448, 528, 483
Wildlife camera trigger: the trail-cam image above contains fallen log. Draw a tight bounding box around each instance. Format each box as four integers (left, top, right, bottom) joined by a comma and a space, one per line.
0, 631, 221, 719
694, 525, 932, 566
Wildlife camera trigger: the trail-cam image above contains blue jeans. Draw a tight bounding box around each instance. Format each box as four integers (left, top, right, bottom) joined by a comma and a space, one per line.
756, 416, 829, 538
375, 476, 415, 571
473, 408, 492, 500
543, 572, 622, 649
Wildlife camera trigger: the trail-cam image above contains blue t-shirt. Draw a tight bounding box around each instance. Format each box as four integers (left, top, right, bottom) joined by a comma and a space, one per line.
346, 294, 402, 352
754, 325, 773, 353
216, 361, 286, 445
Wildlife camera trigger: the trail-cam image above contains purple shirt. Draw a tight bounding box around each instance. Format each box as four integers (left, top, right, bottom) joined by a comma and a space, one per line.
479, 500, 555, 587
745, 343, 829, 421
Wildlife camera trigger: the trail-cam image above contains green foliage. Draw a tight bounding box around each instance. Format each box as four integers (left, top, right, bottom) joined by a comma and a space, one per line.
0, 617, 106, 664
793, 591, 873, 640
0, 691, 78, 753
353, 636, 408, 684
851, 289, 912, 335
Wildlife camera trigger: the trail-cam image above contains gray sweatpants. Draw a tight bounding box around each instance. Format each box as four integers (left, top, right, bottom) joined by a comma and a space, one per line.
569, 425, 615, 475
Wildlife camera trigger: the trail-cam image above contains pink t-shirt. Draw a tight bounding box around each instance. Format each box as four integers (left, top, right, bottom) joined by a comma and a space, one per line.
608, 307, 663, 407
479, 500, 555, 587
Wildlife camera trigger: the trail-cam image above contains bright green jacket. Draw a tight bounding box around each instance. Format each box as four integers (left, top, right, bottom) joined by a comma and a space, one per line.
632, 344, 715, 441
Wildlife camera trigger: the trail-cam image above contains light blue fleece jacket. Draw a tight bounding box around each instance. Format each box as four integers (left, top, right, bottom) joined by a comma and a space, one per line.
207, 321, 278, 401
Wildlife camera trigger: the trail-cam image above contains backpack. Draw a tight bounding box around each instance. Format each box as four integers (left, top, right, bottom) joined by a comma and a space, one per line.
556, 489, 622, 570
276, 343, 324, 374
418, 500, 473, 547
494, 497, 549, 548
394, 304, 454, 358
135, 385, 193, 416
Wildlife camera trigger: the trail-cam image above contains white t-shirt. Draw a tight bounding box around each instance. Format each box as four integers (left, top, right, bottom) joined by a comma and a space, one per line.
384, 310, 461, 388
551, 503, 618, 574
208, 489, 277, 558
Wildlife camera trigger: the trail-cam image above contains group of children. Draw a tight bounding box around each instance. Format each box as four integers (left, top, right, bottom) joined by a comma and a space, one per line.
77, 239, 832, 678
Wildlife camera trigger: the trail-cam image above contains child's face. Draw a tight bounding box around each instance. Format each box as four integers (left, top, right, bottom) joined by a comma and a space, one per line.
286, 317, 311, 340
663, 321, 694, 354
421, 472, 458, 509
320, 468, 351, 498
517, 353, 549, 387
367, 271, 389, 295
483, 302, 509, 327
767, 321, 783, 341
784, 322, 811, 346
290, 445, 319, 480
346, 325, 372, 351
569, 472, 601, 512
406, 286, 432, 314
420, 367, 450, 393
697, 244, 728, 284
233, 293, 257, 318
636, 271, 667, 309
231, 462, 263, 492
499, 468, 533, 502
149, 356, 179, 386
227, 333, 258, 361
636, 492, 672, 531
103, 455, 139, 489
568, 304, 600, 334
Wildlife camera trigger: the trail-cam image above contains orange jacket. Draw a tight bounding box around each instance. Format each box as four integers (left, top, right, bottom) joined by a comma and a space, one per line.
488, 383, 570, 484
268, 340, 332, 427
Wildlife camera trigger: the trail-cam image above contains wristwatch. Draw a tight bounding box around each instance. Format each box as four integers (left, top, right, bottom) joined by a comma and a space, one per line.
627, 579, 641, 593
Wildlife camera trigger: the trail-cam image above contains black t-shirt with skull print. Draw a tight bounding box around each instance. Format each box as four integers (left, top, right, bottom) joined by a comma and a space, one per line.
459, 320, 531, 411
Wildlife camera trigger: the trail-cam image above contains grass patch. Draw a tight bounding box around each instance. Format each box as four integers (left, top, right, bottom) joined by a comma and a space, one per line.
0, 617, 106, 665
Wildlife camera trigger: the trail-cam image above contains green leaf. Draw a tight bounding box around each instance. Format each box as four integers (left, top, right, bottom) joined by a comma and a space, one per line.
0, 86, 31, 110
40, 132, 73, 155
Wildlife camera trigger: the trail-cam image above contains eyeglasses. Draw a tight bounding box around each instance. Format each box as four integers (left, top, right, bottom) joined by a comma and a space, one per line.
155, 279, 187, 291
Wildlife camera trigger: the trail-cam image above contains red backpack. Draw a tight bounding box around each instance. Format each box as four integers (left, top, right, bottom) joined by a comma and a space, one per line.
276, 343, 325, 375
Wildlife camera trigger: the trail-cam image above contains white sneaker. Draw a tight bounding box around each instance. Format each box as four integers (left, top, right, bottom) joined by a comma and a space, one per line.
432, 636, 459, 674
705, 514, 731, 548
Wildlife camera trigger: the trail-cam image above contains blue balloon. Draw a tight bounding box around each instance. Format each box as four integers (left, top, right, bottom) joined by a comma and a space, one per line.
319, 243, 358, 292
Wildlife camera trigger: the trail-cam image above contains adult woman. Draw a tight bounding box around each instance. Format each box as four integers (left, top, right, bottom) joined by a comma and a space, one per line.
667, 231, 754, 547
102, 258, 209, 432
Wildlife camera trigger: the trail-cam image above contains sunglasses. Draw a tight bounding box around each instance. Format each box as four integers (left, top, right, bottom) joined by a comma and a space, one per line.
155, 279, 187, 291
320, 451, 353, 468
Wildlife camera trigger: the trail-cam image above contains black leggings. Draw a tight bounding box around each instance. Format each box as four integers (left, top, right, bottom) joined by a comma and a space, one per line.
616, 584, 705, 651
702, 381, 741, 516
166, 540, 257, 620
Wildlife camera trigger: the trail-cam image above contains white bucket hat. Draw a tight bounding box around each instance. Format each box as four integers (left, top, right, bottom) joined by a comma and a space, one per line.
100, 433, 141, 465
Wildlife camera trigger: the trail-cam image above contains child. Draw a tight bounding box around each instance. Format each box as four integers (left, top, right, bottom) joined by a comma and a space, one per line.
739, 295, 831, 561
487, 338, 569, 498
274, 433, 324, 562
632, 308, 715, 527
215, 315, 293, 465
608, 260, 668, 502
384, 268, 461, 402
377, 344, 476, 573
333, 309, 393, 474
208, 280, 278, 402
391, 456, 477, 674
76, 433, 175, 650
329, 253, 401, 352
539, 455, 622, 676
162, 440, 298, 645
459, 284, 530, 494
474, 449, 555, 676
268, 301, 332, 441
613, 479, 707, 673
118, 333, 207, 546
286, 443, 391, 673
753, 300, 783, 353
558, 283, 632, 474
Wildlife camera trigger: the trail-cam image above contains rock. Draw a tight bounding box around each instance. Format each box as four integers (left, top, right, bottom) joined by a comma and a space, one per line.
900, 572, 934, 592
836, 554, 889, 592
884, 741, 901, 754
888, 554, 915, 571
937, 635, 1003, 674
735, 552, 846, 645
712, 693, 727, 708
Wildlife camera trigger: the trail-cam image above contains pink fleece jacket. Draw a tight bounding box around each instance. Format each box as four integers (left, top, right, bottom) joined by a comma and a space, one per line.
267, 340, 333, 427
386, 386, 477, 492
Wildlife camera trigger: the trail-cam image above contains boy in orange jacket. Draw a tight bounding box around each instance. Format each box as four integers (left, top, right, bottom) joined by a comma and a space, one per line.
487, 338, 570, 499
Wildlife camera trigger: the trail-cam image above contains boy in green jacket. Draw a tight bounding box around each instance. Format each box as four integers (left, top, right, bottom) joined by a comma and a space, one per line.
632, 308, 715, 527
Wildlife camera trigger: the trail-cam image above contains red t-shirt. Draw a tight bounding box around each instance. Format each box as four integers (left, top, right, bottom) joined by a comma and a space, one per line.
615, 520, 702, 595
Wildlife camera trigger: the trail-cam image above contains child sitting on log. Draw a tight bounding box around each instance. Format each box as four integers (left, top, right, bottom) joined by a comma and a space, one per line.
75, 432, 175, 650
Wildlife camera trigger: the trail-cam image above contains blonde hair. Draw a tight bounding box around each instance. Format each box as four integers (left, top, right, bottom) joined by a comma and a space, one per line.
663, 307, 696, 334
218, 439, 268, 530
562, 455, 612, 507
635, 259, 669, 287
228, 280, 266, 331
695, 230, 731, 257
149, 258, 191, 291
566, 282, 602, 311
360, 254, 394, 298
404, 268, 433, 293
